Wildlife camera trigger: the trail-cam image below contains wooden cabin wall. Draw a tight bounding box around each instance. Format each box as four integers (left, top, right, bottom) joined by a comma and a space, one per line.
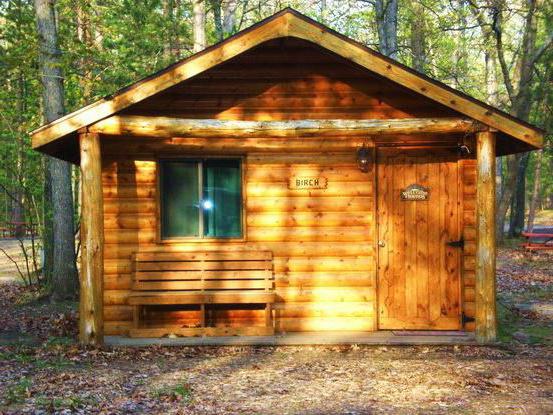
100, 37, 474, 335
102, 151, 477, 335
101, 152, 376, 335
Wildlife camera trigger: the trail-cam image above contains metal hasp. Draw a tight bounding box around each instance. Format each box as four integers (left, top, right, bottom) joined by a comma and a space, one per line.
462, 312, 475, 325
446, 238, 465, 248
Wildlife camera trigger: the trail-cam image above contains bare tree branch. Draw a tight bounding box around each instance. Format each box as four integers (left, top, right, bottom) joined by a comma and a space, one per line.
529, 31, 553, 68
0, 246, 28, 286
491, 2, 516, 104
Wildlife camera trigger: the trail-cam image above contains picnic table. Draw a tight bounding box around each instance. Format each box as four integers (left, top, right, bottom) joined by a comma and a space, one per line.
0, 221, 39, 238
521, 227, 553, 251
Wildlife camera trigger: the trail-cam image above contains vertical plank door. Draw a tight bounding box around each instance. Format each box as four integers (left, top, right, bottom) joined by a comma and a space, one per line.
377, 149, 461, 330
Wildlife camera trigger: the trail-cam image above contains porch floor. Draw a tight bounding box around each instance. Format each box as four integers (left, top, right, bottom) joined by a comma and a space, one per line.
105, 330, 476, 347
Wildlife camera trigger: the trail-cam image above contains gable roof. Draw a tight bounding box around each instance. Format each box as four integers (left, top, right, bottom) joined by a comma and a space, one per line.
31, 8, 543, 155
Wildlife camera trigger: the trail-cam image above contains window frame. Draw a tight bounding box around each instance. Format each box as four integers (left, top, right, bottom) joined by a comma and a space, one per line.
156, 156, 246, 243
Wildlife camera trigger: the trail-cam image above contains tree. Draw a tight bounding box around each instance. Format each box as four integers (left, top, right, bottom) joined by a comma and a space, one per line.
374, 0, 398, 58
471, 0, 553, 240
222, 0, 238, 37
34, 0, 78, 300
193, 0, 206, 52
408, 0, 426, 73
209, 0, 224, 41
526, 149, 543, 232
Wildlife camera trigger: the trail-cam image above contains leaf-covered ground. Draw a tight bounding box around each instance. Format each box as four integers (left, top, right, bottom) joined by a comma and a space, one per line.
0, 246, 551, 414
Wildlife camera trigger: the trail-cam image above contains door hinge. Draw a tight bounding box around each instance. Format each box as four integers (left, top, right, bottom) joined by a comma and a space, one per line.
446, 238, 464, 248
462, 312, 475, 325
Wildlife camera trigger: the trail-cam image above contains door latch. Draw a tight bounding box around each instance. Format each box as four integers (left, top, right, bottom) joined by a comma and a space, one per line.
446, 238, 464, 248
462, 312, 475, 325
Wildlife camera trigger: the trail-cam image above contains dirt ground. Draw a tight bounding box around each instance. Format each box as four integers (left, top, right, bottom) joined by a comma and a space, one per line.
0, 239, 36, 283
0, 244, 552, 414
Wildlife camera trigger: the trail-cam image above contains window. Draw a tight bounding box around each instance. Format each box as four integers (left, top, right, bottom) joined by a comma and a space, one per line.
160, 159, 242, 239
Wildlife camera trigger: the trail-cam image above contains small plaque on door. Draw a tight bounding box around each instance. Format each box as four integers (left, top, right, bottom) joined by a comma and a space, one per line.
401, 184, 429, 201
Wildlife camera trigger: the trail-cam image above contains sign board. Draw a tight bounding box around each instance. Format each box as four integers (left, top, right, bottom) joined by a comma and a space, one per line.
289, 176, 328, 190
401, 184, 429, 201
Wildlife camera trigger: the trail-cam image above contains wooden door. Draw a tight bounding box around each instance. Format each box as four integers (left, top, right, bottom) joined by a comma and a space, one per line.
376, 149, 461, 330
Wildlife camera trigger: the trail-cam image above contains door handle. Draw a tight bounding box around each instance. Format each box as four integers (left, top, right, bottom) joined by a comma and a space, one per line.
378, 240, 386, 247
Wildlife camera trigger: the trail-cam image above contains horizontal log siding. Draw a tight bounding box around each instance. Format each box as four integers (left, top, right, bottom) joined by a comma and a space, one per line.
100, 38, 464, 335
461, 159, 477, 331
102, 153, 376, 335
121, 38, 458, 122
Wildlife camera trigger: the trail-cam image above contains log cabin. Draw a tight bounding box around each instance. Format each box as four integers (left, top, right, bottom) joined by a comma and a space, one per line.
31, 9, 544, 345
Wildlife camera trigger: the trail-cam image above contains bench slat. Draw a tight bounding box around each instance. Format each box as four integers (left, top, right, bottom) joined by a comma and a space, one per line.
133, 279, 272, 291
137, 260, 272, 272
134, 269, 272, 281
129, 291, 276, 305
128, 326, 275, 338
134, 251, 272, 262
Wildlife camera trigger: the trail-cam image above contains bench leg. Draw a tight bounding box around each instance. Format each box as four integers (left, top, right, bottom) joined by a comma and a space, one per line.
133, 305, 140, 329
200, 304, 206, 328
265, 303, 273, 329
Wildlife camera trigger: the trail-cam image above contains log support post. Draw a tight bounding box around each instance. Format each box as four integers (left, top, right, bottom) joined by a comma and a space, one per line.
475, 131, 497, 343
79, 132, 104, 345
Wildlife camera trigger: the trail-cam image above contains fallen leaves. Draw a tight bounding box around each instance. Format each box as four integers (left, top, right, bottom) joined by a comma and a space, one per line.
0, 246, 551, 414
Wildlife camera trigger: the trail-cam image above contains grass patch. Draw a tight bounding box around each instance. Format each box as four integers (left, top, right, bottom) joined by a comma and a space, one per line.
43, 336, 75, 348
0, 348, 35, 364
0, 347, 75, 369
524, 326, 553, 345
13, 284, 50, 306
2, 377, 32, 405
500, 285, 553, 309
152, 383, 192, 402
35, 395, 98, 411
498, 300, 553, 345
33, 355, 75, 370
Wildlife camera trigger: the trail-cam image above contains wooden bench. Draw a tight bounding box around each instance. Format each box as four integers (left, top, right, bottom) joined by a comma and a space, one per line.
128, 251, 275, 338
521, 232, 553, 251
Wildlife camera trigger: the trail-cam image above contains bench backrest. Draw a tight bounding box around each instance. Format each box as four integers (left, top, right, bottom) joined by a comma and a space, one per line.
132, 251, 273, 292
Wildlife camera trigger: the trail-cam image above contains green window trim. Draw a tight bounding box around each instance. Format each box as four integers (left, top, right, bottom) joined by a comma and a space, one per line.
159, 158, 243, 240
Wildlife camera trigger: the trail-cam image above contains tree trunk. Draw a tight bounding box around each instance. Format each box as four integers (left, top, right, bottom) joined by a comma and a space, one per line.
409, 0, 426, 73
162, 0, 174, 60
34, 0, 78, 300
162, 0, 181, 59
42, 158, 53, 283
496, 156, 503, 207
374, 0, 398, 58
222, 0, 237, 37
496, 154, 520, 241
11, 194, 24, 237
193, 0, 206, 52
509, 152, 530, 236
452, 0, 467, 89
526, 150, 542, 232
210, 0, 223, 41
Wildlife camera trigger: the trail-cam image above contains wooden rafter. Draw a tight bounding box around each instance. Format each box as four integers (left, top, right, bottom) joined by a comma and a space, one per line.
30, 9, 543, 151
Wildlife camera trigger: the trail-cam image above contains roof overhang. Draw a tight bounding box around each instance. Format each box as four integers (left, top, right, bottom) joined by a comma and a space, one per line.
31, 8, 544, 160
